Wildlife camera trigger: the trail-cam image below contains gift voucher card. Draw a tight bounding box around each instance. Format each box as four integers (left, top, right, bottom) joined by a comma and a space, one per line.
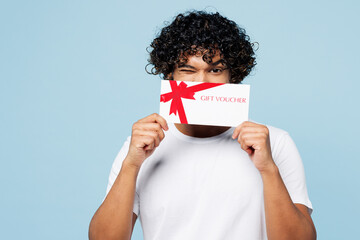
159, 80, 250, 127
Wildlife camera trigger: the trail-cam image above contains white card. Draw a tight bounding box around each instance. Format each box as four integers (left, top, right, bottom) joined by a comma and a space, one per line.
159, 80, 250, 127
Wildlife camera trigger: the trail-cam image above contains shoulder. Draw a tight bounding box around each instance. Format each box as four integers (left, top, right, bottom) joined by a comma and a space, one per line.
265, 125, 294, 160
266, 124, 290, 144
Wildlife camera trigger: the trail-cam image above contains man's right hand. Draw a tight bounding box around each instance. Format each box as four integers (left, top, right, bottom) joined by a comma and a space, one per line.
89, 114, 167, 240
124, 113, 168, 170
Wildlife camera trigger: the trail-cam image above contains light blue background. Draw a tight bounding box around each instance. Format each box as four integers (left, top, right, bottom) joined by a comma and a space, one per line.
1, 0, 359, 239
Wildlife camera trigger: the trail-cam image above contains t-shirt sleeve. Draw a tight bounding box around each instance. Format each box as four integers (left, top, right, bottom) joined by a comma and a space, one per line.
272, 132, 313, 215
103, 136, 140, 217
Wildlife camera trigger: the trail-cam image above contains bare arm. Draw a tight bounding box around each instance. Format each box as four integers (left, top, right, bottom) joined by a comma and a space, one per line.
261, 164, 316, 240
233, 121, 316, 240
89, 162, 140, 240
89, 113, 168, 240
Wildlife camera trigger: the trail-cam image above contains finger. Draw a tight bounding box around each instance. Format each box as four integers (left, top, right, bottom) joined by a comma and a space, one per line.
232, 123, 243, 139
239, 132, 267, 143
132, 135, 153, 149
240, 121, 260, 127
237, 133, 250, 152
238, 137, 256, 155
133, 123, 165, 141
144, 142, 155, 151
237, 132, 257, 149
232, 127, 240, 140
241, 122, 269, 135
238, 134, 267, 152
232, 121, 250, 139
239, 126, 267, 134
233, 122, 267, 139
133, 129, 161, 147
237, 135, 254, 155
141, 135, 156, 151
138, 113, 168, 131
244, 147, 254, 155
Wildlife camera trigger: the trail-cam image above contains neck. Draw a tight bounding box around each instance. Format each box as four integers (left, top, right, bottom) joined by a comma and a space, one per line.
174, 123, 231, 138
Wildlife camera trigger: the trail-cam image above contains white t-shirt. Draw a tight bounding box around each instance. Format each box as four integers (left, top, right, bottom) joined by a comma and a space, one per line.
105, 123, 313, 240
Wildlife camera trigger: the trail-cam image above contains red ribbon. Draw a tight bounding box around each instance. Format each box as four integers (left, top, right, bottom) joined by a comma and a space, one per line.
160, 81, 224, 124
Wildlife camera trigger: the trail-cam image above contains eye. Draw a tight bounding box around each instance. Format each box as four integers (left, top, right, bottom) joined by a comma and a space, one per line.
179, 69, 195, 73
210, 68, 223, 73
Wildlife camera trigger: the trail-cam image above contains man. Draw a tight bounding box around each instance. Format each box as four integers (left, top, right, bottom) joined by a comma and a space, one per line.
89, 11, 316, 240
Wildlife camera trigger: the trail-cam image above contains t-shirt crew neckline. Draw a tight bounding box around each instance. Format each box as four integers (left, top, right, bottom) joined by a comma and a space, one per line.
168, 123, 234, 144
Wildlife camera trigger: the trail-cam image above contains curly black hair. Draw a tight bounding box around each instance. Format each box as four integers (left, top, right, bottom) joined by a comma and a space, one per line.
146, 10, 257, 83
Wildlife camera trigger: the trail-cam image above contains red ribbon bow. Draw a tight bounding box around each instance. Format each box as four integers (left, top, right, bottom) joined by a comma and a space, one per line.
160, 81, 224, 124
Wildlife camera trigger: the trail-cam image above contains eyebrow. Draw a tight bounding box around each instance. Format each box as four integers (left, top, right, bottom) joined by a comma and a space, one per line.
177, 64, 196, 69
211, 59, 226, 66
177, 59, 226, 69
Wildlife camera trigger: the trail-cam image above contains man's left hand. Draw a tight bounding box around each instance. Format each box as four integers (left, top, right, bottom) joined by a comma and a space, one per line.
232, 121, 276, 174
